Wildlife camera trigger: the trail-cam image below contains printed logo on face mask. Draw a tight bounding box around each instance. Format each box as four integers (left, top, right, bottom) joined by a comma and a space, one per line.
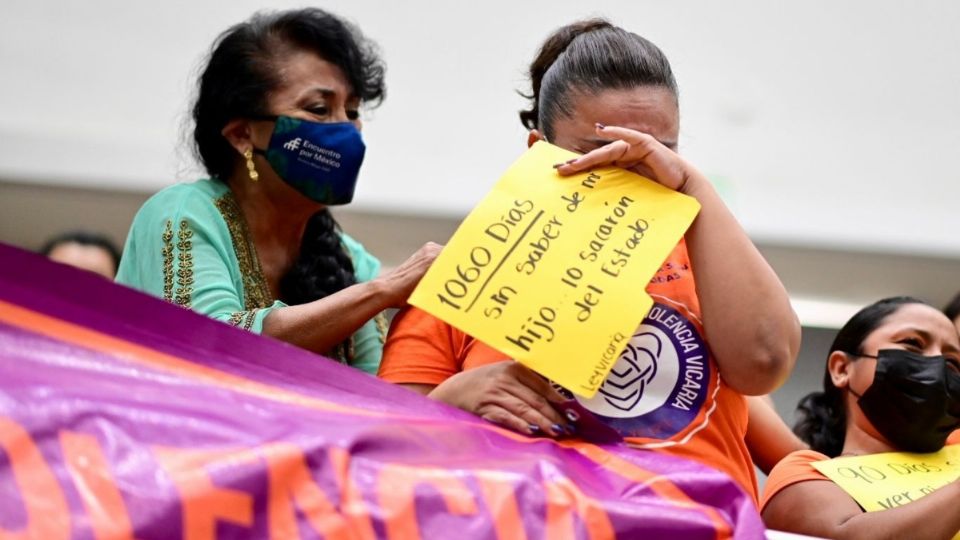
574, 302, 712, 440
254, 117, 365, 205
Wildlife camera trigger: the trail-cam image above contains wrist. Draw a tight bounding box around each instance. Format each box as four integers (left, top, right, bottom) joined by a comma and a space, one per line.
426, 379, 454, 406
426, 373, 467, 409
364, 277, 397, 311
678, 172, 712, 197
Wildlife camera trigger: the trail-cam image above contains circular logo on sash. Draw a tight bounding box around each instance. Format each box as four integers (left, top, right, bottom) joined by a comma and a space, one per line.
576, 302, 711, 439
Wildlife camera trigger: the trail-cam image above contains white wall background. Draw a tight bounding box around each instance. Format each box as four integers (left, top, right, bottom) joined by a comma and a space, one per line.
2, 1, 958, 256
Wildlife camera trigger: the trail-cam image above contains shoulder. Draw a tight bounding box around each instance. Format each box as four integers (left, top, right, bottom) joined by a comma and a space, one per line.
388, 306, 459, 342
116, 180, 233, 293
760, 449, 832, 511
771, 449, 831, 472
134, 179, 229, 225
119, 180, 233, 278
380, 307, 469, 384
338, 231, 381, 281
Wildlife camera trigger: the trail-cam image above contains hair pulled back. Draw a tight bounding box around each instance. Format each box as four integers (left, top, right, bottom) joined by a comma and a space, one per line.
794, 296, 927, 456
519, 18, 679, 140
191, 9, 385, 357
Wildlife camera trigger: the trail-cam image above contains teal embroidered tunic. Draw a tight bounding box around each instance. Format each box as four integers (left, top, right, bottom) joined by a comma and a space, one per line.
116, 179, 385, 374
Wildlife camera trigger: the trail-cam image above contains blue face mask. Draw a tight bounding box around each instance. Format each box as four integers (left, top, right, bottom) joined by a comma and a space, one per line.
252, 115, 366, 205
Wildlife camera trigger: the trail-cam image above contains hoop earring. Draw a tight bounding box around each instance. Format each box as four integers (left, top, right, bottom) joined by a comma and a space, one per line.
244, 149, 259, 182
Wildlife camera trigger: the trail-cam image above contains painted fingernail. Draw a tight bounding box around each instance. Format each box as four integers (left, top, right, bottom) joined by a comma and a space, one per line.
565, 409, 580, 423
565, 424, 577, 435
596, 122, 606, 129
551, 424, 565, 435
528, 424, 541, 433
552, 162, 564, 169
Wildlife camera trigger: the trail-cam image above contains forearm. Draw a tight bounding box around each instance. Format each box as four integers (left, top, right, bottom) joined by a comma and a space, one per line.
262, 279, 391, 355
745, 395, 806, 474
683, 178, 800, 395
835, 481, 960, 540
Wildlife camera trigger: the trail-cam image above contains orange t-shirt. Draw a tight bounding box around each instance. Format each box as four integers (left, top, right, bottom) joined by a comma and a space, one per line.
758, 449, 831, 512
380, 239, 758, 501
761, 438, 960, 512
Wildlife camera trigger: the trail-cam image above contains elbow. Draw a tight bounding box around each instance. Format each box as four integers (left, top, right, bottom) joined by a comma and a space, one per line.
737, 349, 795, 396
733, 350, 794, 395
730, 319, 801, 396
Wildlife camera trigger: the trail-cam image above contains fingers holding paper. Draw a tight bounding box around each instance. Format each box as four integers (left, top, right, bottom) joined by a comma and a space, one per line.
554, 124, 703, 194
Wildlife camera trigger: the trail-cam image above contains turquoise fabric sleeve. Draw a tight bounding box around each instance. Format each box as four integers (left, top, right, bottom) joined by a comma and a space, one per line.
116, 182, 283, 334
117, 182, 383, 372
339, 232, 385, 374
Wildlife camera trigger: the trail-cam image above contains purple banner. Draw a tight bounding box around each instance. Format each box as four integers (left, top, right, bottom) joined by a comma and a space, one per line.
0, 243, 763, 539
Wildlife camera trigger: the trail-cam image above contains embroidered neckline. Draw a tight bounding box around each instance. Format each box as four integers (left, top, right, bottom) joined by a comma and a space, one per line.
214, 190, 273, 310
214, 188, 386, 365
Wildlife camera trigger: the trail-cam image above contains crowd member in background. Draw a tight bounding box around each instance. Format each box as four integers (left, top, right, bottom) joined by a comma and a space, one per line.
41, 230, 121, 279
944, 292, 960, 335
379, 18, 800, 501
116, 8, 439, 373
762, 297, 960, 539
943, 293, 960, 448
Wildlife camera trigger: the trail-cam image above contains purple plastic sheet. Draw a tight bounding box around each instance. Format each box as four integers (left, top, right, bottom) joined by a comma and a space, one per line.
0, 243, 764, 539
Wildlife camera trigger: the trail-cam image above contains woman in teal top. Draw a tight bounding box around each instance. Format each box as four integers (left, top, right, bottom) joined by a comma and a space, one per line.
117, 8, 438, 374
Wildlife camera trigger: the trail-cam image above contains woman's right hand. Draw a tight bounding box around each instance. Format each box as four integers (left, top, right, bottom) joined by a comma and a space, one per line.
375, 242, 443, 307
428, 360, 572, 437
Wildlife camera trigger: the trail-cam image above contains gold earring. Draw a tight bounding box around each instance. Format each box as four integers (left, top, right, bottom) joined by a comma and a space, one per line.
244, 149, 259, 182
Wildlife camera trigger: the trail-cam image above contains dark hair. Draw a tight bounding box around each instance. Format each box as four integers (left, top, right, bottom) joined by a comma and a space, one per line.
192, 8, 384, 358
519, 18, 679, 140
944, 292, 960, 323
794, 296, 927, 456
40, 231, 121, 271
193, 8, 384, 180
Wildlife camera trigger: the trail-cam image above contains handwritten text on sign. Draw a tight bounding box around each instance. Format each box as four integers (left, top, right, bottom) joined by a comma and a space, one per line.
409, 142, 700, 397
813, 445, 960, 538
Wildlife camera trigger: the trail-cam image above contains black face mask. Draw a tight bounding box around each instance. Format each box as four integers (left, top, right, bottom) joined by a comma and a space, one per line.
849, 349, 960, 453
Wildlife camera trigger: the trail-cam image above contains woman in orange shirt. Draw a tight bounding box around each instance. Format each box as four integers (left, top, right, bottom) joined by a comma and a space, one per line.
379, 18, 800, 501
762, 296, 960, 539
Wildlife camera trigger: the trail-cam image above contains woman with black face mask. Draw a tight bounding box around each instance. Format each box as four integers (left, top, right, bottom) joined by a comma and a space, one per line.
761, 296, 960, 539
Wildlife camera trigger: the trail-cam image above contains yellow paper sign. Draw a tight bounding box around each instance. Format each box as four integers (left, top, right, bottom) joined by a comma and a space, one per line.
812, 445, 960, 522
408, 142, 700, 397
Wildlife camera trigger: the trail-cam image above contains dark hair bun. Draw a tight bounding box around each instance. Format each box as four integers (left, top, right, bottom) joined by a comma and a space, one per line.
519, 19, 678, 140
